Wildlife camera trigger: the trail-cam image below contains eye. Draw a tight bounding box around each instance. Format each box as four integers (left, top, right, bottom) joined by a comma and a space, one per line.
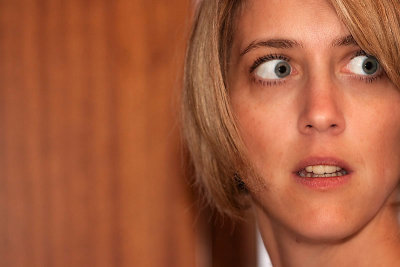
346, 55, 380, 76
254, 59, 292, 80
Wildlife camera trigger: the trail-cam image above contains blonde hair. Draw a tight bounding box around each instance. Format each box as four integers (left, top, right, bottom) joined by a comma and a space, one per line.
331, 0, 400, 88
182, 0, 400, 218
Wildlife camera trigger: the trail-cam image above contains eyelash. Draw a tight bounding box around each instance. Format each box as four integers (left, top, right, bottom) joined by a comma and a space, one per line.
351, 50, 384, 83
249, 54, 290, 87
250, 76, 285, 87
249, 50, 384, 86
249, 54, 290, 73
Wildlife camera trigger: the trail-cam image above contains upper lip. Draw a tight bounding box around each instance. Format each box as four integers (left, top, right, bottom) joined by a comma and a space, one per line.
293, 156, 353, 174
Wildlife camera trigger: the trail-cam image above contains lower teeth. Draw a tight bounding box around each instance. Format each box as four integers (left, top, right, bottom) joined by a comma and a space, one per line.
298, 170, 347, 178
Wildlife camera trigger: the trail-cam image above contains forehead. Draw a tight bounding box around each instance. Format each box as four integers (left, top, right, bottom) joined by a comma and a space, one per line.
235, 0, 350, 50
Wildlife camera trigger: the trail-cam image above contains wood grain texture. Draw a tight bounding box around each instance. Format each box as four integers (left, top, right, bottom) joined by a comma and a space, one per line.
0, 0, 256, 266
0, 0, 198, 266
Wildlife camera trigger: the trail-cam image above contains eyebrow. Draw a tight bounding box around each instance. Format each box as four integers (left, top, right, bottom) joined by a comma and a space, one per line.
240, 39, 301, 57
331, 35, 358, 47
240, 35, 358, 57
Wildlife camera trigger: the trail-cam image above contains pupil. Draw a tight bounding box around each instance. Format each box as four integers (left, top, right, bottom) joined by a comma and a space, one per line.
362, 57, 378, 75
365, 61, 373, 70
275, 61, 290, 78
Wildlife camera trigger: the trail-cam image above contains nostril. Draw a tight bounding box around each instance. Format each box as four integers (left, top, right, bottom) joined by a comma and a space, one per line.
306, 125, 313, 128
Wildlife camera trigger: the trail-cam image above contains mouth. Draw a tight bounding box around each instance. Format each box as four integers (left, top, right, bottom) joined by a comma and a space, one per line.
294, 157, 352, 177
297, 165, 348, 178
293, 157, 353, 189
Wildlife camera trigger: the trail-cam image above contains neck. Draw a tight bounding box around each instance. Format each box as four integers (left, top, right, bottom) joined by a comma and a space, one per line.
256, 200, 400, 267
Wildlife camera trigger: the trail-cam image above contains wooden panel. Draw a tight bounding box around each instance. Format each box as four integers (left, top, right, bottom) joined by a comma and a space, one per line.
117, 1, 198, 266
212, 215, 257, 267
0, 0, 256, 266
0, 0, 199, 266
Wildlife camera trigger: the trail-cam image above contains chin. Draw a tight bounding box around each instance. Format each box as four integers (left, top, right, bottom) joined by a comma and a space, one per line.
254, 196, 380, 245
291, 216, 362, 244
285, 204, 376, 244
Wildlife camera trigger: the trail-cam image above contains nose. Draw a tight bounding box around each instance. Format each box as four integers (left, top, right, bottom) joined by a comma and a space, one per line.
297, 76, 345, 136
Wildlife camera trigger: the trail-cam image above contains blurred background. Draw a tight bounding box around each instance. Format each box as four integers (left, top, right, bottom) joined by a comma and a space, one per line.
0, 0, 260, 266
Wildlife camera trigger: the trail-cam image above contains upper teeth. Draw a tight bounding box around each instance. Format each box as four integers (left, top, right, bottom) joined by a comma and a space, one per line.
305, 165, 342, 174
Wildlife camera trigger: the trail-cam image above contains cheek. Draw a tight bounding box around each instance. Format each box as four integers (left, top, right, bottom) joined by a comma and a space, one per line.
238, 109, 286, 155
364, 114, 400, 178
231, 93, 298, 178
350, 91, 400, 192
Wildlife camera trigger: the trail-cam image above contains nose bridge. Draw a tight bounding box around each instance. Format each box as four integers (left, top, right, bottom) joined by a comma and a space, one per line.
297, 71, 345, 135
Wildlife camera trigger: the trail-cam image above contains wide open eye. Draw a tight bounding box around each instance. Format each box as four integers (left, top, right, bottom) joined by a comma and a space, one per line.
255, 59, 291, 80
346, 55, 380, 76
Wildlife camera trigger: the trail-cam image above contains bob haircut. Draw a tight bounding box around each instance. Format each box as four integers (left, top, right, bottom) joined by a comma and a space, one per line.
182, 0, 400, 218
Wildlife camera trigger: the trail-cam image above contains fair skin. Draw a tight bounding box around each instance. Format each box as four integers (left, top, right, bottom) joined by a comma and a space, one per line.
228, 0, 400, 266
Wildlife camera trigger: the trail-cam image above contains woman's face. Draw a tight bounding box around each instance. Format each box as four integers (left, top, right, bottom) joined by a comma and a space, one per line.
229, 0, 400, 242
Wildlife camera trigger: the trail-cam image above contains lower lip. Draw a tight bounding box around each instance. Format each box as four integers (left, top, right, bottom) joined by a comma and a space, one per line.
293, 173, 352, 190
